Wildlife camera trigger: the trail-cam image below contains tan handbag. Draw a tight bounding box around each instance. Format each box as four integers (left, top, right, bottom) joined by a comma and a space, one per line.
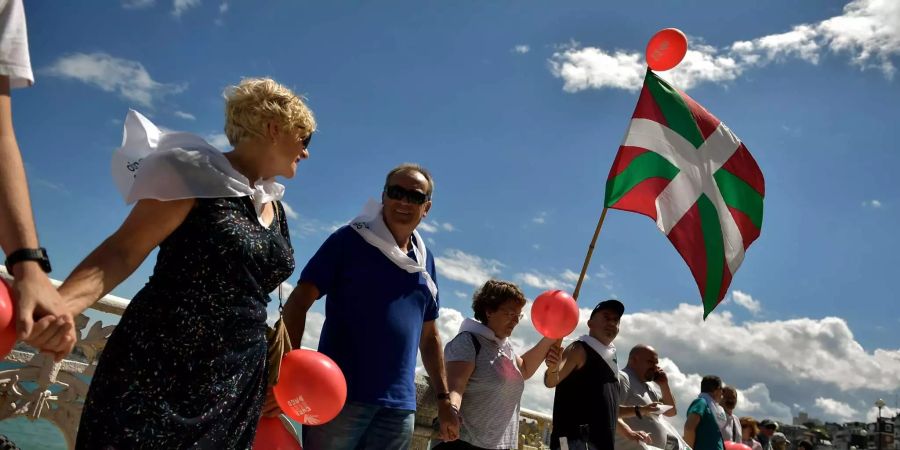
265, 288, 292, 387
265, 204, 293, 388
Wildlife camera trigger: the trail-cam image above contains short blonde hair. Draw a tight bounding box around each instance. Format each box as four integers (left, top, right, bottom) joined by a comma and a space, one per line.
223, 77, 316, 146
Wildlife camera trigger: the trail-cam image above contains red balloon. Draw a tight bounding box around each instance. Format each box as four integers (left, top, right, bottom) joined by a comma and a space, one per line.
0, 279, 17, 358
724, 441, 753, 450
531, 290, 579, 339
273, 349, 347, 425
253, 416, 302, 450
646, 28, 688, 71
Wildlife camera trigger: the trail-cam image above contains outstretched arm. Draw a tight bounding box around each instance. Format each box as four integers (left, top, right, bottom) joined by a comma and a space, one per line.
59, 198, 193, 315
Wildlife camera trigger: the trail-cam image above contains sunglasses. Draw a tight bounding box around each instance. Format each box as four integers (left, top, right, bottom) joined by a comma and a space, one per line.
301, 132, 313, 149
384, 185, 430, 205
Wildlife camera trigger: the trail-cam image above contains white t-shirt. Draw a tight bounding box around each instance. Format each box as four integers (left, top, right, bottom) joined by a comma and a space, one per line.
442, 320, 525, 449
0, 0, 33, 88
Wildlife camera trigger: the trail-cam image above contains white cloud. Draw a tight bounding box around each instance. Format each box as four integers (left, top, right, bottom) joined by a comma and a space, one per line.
291, 215, 345, 239
550, 45, 646, 92
435, 307, 466, 345
815, 397, 860, 422
422, 298, 900, 426
818, 0, 900, 78
205, 133, 231, 150
550, 0, 900, 92
301, 311, 326, 349
513, 45, 530, 54
435, 249, 504, 287
174, 110, 196, 120
281, 201, 299, 220
44, 53, 185, 108
862, 199, 883, 208
515, 271, 574, 291
453, 291, 469, 299
865, 404, 899, 422
418, 222, 438, 233
173, 0, 201, 17
122, 0, 155, 9
532, 212, 548, 224
215, 1, 229, 25
418, 220, 456, 234
731, 290, 762, 315
561, 269, 582, 283
620, 303, 900, 392
595, 264, 613, 279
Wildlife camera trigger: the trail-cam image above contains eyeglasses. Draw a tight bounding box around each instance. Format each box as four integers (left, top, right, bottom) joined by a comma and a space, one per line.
384, 185, 430, 205
301, 133, 313, 149
497, 310, 525, 321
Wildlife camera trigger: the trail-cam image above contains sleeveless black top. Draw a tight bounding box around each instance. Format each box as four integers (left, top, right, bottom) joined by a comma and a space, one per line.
550, 341, 621, 449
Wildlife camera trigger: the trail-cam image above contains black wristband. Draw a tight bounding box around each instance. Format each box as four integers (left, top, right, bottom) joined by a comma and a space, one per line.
436, 392, 451, 401
635, 405, 642, 419
4, 247, 52, 273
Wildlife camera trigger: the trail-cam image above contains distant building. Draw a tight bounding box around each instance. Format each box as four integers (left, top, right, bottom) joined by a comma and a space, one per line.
796, 412, 825, 427
834, 422, 869, 450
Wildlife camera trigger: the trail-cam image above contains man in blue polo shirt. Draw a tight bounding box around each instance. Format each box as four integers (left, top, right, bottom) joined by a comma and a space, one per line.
284, 163, 459, 450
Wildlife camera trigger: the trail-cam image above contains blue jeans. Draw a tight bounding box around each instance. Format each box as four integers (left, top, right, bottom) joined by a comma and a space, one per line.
302, 401, 415, 450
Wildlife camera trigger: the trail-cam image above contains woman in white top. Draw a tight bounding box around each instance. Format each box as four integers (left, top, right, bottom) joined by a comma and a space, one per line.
436, 280, 555, 450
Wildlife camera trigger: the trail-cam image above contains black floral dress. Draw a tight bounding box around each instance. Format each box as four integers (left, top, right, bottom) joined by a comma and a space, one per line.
75, 197, 295, 450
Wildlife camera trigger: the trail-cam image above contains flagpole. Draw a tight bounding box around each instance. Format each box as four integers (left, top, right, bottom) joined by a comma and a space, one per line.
572, 207, 608, 302
552, 207, 610, 349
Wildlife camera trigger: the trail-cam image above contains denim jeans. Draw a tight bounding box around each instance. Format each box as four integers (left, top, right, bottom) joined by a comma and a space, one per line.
302, 401, 415, 450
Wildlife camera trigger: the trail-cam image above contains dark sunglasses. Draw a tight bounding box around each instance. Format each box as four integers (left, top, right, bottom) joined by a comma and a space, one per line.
301, 132, 313, 148
384, 185, 430, 205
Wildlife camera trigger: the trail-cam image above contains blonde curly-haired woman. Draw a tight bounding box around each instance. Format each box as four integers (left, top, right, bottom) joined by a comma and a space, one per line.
58, 78, 316, 449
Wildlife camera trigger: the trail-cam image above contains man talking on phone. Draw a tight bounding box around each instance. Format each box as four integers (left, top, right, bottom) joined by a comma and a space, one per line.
615, 344, 678, 450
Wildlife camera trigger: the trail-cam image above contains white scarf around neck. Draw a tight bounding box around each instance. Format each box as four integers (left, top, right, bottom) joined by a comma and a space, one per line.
112, 109, 284, 220
459, 318, 514, 358
699, 392, 729, 434
350, 199, 438, 301
577, 334, 618, 375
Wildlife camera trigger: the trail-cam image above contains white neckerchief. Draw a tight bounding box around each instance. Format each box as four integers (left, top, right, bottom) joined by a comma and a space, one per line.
726, 413, 742, 442
112, 109, 285, 221
459, 318, 514, 359
349, 199, 438, 301
577, 334, 618, 375
699, 393, 729, 434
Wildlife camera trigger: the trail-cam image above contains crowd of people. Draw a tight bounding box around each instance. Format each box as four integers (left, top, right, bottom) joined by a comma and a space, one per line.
0, 1, 816, 450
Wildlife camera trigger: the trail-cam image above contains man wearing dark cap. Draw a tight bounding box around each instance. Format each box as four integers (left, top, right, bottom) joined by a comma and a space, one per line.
544, 299, 644, 449
757, 419, 779, 450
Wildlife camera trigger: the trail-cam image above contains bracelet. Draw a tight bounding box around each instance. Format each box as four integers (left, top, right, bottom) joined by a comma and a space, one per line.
635, 405, 642, 419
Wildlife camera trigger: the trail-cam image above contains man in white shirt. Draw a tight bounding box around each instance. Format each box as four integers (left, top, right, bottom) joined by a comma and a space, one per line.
0, 0, 75, 359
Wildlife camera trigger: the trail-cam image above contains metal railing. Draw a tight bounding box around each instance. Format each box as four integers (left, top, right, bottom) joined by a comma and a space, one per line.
0, 266, 553, 449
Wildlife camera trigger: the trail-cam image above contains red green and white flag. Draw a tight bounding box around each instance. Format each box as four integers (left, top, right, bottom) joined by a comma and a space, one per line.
604, 70, 765, 318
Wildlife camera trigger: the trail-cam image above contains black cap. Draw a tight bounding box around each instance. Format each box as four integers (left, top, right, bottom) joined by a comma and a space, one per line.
591, 299, 625, 318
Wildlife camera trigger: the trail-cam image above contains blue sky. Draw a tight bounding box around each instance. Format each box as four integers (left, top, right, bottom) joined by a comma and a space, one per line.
13, 0, 900, 427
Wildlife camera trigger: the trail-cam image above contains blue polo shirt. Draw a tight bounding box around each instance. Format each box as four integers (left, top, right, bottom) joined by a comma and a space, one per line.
300, 225, 439, 410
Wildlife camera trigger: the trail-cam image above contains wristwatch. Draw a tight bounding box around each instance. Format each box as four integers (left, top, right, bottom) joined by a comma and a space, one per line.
4, 247, 52, 273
